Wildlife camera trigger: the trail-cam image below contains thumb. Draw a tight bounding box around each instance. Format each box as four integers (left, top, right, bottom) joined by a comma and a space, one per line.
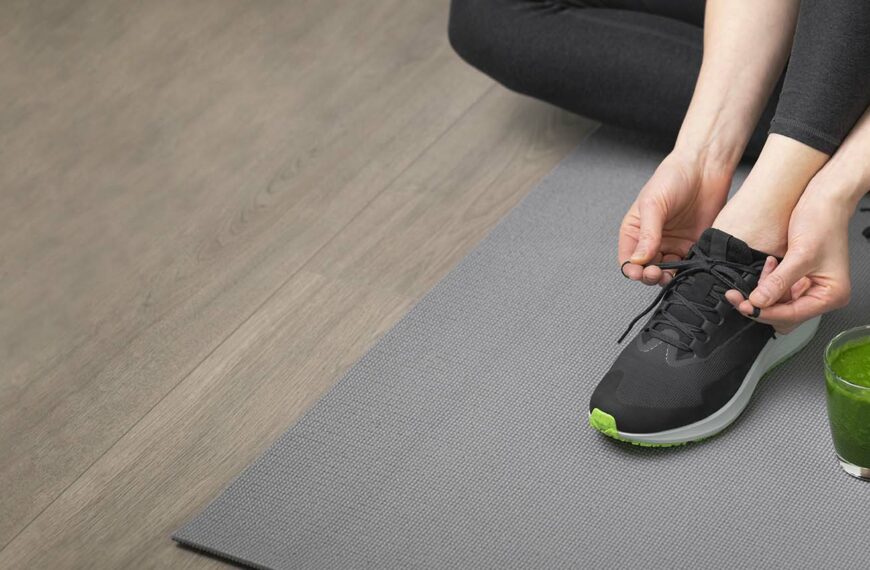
630, 200, 665, 264
748, 253, 810, 308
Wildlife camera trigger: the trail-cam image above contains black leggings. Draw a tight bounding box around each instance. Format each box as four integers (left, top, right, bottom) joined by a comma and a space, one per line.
448, 0, 870, 158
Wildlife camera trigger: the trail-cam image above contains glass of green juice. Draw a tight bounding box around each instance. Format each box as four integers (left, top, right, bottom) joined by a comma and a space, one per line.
825, 325, 870, 480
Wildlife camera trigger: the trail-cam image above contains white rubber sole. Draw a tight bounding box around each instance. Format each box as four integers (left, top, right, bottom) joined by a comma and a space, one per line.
594, 316, 821, 446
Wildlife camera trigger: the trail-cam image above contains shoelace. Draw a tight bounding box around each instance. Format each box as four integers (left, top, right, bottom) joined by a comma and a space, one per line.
618, 246, 766, 352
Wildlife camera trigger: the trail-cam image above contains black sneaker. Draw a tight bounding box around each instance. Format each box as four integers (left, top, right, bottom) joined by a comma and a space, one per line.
588, 228, 820, 446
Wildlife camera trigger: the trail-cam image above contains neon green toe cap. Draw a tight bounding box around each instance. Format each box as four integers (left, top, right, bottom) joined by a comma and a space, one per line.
587, 407, 693, 448
588, 408, 619, 438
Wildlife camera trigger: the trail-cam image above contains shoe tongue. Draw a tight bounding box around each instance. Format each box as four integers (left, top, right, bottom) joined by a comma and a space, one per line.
694, 228, 769, 265
647, 229, 769, 348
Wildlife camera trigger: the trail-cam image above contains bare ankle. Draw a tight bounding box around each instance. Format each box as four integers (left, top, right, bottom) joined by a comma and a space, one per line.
711, 190, 789, 255
709, 134, 830, 257
711, 214, 787, 257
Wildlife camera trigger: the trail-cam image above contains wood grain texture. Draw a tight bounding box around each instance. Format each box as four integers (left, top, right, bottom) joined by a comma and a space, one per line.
0, 0, 597, 567
0, 0, 491, 547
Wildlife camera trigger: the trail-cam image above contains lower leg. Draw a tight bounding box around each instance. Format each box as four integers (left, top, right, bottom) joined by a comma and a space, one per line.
769, 0, 870, 154
711, 134, 829, 256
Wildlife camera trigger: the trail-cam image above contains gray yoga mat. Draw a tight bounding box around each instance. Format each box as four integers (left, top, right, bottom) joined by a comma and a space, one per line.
174, 127, 870, 569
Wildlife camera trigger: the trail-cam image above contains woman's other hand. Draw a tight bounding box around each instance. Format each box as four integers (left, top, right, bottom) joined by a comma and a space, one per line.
724, 104, 870, 332
725, 177, 854, 332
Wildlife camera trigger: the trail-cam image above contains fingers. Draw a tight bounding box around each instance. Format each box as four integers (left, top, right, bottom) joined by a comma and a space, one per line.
621, 261, 644, 281
790, 276, 812, 300
747, 271, 849, 332
748, 254, 809, 308
725, 256, 808, 333
659, 253, 681, 286
641, 253, 664, 285
628, 253, 682, 286
724, 289, 745, 308
629, 199, 665, 265
723, 257, 778, 316
724, 287, 801, 333
759, 255, 776, 283
618, 216, 639, 273
617, 196, 687, 285
727, 279, 840, 334
748, 260, 811, 306
744, 293, 828, 333
618, 204, 646, 280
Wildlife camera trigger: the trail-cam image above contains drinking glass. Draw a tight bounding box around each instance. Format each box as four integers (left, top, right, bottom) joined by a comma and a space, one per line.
825, 325, 870, 480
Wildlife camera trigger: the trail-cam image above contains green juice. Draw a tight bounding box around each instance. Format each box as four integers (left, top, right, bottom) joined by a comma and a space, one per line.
826, 336, 870, 469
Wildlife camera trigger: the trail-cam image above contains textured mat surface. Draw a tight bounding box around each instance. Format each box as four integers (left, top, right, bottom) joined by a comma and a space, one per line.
174, 128, 870, 569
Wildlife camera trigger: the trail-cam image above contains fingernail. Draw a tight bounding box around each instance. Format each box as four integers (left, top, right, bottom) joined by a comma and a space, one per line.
753, 289, 770, 305
631, 249, 646, 262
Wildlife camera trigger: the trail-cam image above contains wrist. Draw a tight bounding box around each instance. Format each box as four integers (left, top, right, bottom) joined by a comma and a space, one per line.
673, 114, 747, 179
811, 154, 869, 212
805, 174, 865, 216
667, 143, 735, 199
673, 132, 740, 172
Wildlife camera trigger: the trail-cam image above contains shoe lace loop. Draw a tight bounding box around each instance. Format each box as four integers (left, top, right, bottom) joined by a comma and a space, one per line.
617, 246, 765, 351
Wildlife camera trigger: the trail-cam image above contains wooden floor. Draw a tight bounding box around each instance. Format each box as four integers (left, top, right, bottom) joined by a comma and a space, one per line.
0, 1, 595, 567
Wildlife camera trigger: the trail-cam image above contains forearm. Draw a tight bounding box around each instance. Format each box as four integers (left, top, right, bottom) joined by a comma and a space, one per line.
675, 0, 800, 171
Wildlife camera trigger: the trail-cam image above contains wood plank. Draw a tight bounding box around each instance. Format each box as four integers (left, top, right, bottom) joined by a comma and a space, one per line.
0, 0, 492, 546
0, 86, 594, 568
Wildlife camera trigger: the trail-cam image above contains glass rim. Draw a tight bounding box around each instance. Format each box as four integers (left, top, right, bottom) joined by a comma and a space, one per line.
824, 324, 870, 391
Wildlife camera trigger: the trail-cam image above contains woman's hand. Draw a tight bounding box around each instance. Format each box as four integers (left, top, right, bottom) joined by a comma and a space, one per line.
619, 152, 731, 285
725, 178, 854, 332
724, 104, 870, 333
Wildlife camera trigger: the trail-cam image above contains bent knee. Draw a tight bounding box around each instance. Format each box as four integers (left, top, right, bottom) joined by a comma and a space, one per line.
448, 0, 534, 75
447, 0, 488, 67
448, 0, 574, 96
